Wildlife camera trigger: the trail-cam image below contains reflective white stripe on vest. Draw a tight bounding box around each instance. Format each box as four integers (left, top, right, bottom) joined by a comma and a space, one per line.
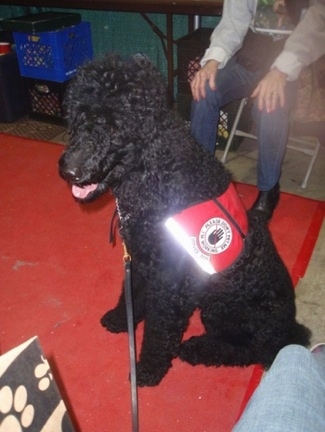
165, 216, 217, 275
165, 183, 248, 275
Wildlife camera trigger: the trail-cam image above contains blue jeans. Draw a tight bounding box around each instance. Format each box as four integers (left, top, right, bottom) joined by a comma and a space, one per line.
190, 59, 297, 191
233, 345, 325, 431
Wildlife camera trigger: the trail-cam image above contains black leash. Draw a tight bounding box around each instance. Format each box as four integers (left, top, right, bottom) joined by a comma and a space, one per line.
122, 244, 139, 432
110, 206, 139, 431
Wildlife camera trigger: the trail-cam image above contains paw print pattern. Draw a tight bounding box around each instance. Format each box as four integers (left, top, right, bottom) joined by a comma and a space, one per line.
34, 355, 53, 391
0, 385, 34, 431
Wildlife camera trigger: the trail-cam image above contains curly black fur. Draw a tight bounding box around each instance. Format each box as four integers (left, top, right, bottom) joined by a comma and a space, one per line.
59, 53, 311, 387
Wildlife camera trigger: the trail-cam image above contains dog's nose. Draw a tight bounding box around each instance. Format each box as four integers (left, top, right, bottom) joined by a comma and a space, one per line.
61, 167, 83, 182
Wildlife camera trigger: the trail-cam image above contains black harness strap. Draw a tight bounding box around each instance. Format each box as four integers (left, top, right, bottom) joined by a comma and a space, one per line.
212, 197, 247, 240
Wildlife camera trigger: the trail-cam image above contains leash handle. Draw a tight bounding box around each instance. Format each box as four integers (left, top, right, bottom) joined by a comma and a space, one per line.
124, 256, 139, 432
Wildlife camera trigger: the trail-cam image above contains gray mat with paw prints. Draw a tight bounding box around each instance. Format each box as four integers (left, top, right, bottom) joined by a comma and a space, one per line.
0, 336, 74, 431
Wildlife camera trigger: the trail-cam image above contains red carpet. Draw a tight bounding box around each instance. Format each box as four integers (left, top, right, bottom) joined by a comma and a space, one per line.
1, 134, 324, 431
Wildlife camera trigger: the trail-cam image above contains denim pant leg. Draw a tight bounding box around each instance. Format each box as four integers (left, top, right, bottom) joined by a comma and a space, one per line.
252, 80, 297, 190
233, 345, 325, 432
190, 59, 261, 154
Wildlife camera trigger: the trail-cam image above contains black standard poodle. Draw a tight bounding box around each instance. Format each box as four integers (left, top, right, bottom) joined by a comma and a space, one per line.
58, 53, 311, 387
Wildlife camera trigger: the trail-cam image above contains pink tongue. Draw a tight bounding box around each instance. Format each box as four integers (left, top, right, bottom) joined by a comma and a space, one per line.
72, 184, 98, 199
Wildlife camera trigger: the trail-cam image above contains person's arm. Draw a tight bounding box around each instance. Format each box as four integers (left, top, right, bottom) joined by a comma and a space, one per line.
200, 0, 256, 68
272, 0, 325, 80
191, 0, 255, 100
252, 0, 325, 112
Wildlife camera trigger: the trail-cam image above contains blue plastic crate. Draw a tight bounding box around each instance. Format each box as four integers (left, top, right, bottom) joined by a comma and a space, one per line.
13, 21, 93, 82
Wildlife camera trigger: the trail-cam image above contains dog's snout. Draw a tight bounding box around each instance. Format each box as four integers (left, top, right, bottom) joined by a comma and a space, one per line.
65, 167, 82, 182
59, 161, 82, 182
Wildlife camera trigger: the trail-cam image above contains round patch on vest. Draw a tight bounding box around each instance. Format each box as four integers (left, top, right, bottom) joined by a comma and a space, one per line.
199, 218, 232, 254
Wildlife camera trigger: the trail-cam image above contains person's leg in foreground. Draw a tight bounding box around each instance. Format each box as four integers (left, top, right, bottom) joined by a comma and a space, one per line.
233, 344, 325, 432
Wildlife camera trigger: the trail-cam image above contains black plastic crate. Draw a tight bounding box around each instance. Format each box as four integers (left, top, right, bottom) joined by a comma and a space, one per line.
177, 28, 213, 95
215, 100, 253, 150
25, 78, 68, 124
0, 12, 81, 33
177, 92, 252, 151
0, 51, 29, 122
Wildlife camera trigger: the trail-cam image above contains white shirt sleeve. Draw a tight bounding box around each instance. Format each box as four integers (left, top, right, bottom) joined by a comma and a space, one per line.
200, 0, 256, 68
272, 0, 325, 81
200, 0, 325, 81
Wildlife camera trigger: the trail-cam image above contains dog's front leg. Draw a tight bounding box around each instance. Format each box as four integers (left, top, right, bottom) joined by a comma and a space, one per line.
136, 296, 193, 387
101, 276, 146, 333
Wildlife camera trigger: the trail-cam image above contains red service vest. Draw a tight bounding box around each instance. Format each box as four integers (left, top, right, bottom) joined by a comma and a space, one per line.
165, 184, 248, 274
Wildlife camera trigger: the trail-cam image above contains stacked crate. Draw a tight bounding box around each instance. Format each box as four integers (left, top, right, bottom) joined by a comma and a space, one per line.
0, 30, 29, 122
1, 12, 93, 124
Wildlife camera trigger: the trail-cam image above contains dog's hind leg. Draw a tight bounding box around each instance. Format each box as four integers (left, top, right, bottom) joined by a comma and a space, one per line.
179, 334, 223, 366
179, 333, 258, 367
179, 320, 312, 368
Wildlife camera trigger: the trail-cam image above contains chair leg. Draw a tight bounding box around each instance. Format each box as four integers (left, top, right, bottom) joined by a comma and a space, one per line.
221, 98, 247, 164
301, 139, 320, 188
287, 137, 321, 189
219, 99, 320, 189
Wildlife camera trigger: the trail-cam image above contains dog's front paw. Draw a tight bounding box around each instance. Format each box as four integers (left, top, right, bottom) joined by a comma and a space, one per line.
179, 337, 202, 365
100, 309, 128, 333
136, 361, 172, 387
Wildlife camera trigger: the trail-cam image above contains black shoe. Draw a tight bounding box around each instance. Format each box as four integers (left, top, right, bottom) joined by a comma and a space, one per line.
251, 183, 280, 221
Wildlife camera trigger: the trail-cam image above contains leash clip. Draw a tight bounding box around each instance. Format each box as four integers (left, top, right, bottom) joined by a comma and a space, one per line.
123, 241, 132, 263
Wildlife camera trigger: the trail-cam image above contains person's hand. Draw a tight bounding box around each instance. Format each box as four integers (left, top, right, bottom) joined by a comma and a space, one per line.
190, 60, 219, 101
251, 68, 287, 112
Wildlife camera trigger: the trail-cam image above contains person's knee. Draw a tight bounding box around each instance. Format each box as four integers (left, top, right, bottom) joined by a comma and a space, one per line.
277, 344, 309, 359
252, 103, 290, 129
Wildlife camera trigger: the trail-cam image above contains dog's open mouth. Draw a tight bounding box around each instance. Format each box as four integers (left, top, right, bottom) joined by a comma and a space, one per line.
72, 183, 98, 199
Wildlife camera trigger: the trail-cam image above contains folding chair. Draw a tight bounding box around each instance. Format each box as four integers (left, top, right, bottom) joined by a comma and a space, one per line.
221, 97, 320, 189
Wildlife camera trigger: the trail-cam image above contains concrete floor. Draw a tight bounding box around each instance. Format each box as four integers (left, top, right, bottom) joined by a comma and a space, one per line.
216, 138, 325, 346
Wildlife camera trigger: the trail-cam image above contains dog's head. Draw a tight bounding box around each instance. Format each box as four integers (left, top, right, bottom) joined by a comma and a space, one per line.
58, 53, 170, 202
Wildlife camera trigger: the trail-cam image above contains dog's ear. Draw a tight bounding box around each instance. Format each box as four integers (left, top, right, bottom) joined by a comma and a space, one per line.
127, 53, 150, 64
126, 53, 159, 76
